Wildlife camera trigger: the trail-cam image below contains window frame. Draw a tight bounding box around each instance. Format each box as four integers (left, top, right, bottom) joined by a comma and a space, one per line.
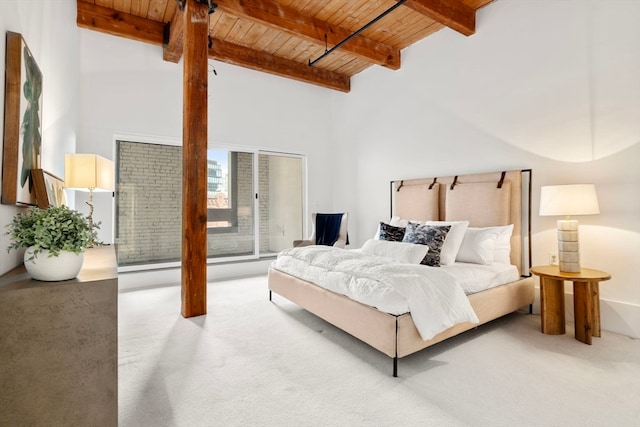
113, 133, 306, 271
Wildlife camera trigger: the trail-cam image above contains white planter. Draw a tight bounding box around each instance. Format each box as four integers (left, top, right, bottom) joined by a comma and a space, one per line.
24, 247, 85, 281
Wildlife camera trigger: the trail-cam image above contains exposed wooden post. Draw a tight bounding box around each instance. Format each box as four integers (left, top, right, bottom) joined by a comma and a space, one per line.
181, 0, 208, 318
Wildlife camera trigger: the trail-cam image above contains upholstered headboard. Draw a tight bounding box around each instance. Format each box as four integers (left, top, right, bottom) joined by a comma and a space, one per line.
391, 170, 532, 276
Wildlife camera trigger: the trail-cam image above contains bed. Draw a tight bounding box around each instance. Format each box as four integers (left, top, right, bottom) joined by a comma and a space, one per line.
268, 169, 534, 376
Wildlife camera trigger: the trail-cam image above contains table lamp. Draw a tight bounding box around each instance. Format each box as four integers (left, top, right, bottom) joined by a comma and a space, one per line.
64, 154, 114, 244
539, 184, 600, 272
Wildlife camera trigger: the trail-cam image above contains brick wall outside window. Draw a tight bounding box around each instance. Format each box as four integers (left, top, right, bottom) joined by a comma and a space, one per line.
116, 141, 269, 266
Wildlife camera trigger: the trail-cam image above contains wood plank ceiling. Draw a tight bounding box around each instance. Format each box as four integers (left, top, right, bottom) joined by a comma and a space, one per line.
77, 0, 493, 92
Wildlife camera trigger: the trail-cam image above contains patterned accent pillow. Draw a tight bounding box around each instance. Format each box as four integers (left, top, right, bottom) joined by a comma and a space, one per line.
402, 222, 451, 266
378, 222, 406, 242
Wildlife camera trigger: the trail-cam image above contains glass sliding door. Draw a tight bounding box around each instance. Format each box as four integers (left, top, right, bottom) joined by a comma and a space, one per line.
258, 152, 303, 257
116, 141, 183, 267
115, 140, 303, 269
206, 150, 256, 259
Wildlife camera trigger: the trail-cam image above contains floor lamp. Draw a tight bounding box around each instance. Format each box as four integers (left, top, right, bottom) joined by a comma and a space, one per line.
64, 154, 114, 246
539, 184, 600, 273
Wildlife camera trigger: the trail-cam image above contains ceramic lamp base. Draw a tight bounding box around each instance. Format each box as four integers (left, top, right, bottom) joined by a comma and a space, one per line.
557, 219, 580, 272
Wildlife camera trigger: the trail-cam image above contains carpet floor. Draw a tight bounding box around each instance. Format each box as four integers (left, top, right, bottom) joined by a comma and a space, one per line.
118, 275, 640, 427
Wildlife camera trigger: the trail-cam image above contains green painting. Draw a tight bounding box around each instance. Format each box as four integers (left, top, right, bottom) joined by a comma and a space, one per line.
1, 31, 43, 206
20, 43, 43, 190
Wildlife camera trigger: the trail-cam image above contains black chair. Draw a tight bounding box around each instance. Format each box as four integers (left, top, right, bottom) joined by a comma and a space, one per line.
293, 212, 349, 248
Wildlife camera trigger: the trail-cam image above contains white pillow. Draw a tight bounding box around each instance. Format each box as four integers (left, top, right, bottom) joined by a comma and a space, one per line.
389, 216, 409, 228
424, 220, 469, 265
361, 239, 429, 264
463, 224, 514, 265
491, 224, 514, 264
456, 228, 498, 265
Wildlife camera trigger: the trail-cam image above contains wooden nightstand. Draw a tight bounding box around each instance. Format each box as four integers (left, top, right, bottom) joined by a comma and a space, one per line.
530, 265, 611, 345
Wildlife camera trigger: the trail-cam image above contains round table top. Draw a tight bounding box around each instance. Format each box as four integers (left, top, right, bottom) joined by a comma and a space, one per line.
530, 265, 611, 282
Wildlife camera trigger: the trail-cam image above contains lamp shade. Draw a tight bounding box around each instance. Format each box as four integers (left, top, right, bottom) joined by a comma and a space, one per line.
64, 154, 114, 192
539, 184, 600, 217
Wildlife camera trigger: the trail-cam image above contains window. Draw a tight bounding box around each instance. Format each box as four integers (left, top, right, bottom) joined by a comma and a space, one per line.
206, 151, 255, 258
206, 150, 237, 231
115, 140, 304, 268
258, 153, 303, 257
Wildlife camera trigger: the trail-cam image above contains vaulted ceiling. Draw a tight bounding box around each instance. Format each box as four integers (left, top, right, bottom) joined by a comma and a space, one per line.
77, 0, 494, 92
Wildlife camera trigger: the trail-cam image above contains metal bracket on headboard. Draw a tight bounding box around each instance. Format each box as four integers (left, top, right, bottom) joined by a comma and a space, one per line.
428, 178, 437, 189
497, 171, 506, 189
450, 176, 458, 190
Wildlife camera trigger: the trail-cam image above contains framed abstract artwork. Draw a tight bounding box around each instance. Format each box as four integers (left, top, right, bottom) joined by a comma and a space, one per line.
1, 31, 43, 206
32, 169, 66, 209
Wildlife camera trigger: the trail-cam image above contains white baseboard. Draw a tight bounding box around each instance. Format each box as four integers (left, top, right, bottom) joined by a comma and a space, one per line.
531, 288, 639, 339
118, 259, 273, 291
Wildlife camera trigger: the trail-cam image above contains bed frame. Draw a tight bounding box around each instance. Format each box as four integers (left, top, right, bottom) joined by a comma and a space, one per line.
268, 169, 534, 376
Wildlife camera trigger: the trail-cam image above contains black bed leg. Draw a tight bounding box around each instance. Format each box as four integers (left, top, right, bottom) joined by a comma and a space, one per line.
269, 290, 272, 301
393, 357, 398, 377
529, 303, 533, 314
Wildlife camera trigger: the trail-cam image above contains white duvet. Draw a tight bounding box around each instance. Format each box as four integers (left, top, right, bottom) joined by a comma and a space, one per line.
271, 246, 479, 341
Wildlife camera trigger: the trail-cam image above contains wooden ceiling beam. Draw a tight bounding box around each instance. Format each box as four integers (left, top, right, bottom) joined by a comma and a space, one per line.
77, 1, 165, 45
163, 7, 184, 63
209, 38, 350, 92
401, 0, 476, 36
214, 0, 400, 70
76, 2, 349, 92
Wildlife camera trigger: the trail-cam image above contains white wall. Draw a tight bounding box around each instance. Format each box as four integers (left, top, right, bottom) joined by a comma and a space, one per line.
0, 0, 79, 275
331, 0, 640, 337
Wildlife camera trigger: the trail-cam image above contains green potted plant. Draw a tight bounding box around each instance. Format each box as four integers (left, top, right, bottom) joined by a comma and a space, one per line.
6, 205, 95, 281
